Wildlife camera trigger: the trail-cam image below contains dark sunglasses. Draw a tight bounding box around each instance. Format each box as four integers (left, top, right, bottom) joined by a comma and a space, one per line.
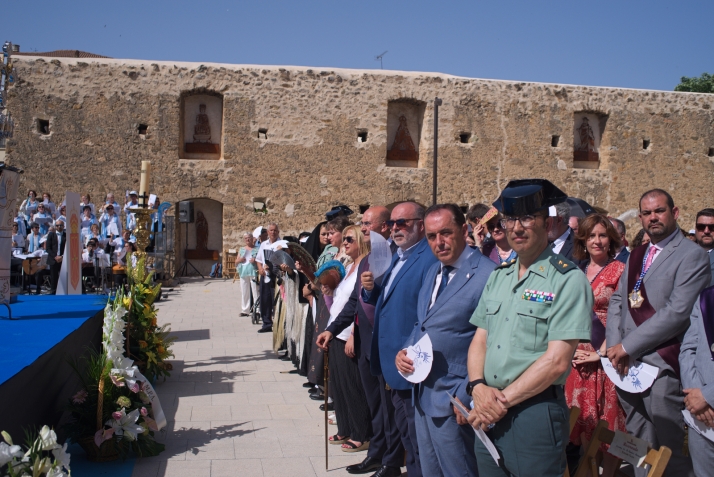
342, 236, 356, 244
386, 218, 420, 228
696, 223, 714, 232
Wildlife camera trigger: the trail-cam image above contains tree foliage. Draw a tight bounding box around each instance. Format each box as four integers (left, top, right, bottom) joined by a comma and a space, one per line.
674, 73, 714, 94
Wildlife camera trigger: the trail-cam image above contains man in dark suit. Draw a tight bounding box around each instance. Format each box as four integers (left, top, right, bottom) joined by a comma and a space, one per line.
317, 206, 404, 477
46, 220, 66, 294
362, 202, 438, 477
396, 204, 496, 476
607, 190, 711, 477
693, 208, 714, 286
548, 201, 577, 261
610, 217, 631, 264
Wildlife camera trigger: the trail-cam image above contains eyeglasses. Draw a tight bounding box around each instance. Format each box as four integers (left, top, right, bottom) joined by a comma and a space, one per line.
500, 215, 546, 229
486, 219, 503, 232
386, 218, 421, 228
696, 223, 714, 232
342, 236, 356, 244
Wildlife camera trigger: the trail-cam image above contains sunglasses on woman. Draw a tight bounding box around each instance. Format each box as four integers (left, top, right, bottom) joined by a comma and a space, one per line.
342, 236, 356, 244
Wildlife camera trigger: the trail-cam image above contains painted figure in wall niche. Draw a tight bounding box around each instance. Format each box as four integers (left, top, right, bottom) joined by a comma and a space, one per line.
577, 117, 596, 152
195, 211, 208, 251
193, 104, 211, 143
391, 115, 416, 153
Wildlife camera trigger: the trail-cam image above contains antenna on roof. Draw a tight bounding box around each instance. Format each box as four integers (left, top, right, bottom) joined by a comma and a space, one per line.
375, 51, 388, 70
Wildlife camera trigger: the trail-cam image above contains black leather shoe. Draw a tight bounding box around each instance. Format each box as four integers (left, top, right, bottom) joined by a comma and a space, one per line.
310, 392, 325, 401
319, 402, 334, 411
257, 327, 272, 333
302, 382, 314, 388
369, 466, 401, 477
346, 456, 382, 474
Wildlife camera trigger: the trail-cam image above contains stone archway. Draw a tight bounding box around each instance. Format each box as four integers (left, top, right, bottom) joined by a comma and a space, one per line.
175, 197, 223, 276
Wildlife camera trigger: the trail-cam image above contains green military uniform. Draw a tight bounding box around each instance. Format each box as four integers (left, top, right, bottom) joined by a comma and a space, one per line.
467, 178, 593, 477
470, 248, 593, 476
470, 248, 593, 389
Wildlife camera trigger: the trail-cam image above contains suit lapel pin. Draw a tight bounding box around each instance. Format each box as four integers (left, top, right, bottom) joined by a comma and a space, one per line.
466, 273, 471, 279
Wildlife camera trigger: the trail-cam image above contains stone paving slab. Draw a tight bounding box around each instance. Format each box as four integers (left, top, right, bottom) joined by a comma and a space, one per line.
132, 278, 405, 477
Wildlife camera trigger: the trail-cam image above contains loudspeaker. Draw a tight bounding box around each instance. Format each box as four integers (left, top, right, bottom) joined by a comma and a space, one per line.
179, 201, 194, 223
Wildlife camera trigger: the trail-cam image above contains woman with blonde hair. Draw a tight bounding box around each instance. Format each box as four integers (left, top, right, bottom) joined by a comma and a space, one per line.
323, 225, 373, 453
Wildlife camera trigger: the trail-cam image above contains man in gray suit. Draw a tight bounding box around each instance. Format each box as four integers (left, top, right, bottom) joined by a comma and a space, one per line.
693, 208, 714, 286
607, 189, 711, 477
548, 202, 576, 261
396, 204, 496, 477
679, 286, 714, 476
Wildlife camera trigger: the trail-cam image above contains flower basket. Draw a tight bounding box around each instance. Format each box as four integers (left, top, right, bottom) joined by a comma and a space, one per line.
77, 435, 119, 462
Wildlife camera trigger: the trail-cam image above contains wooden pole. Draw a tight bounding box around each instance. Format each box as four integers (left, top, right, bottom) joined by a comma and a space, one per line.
324, 351, 329, 470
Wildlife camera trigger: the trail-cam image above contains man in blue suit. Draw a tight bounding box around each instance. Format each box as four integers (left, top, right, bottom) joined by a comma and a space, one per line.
363, 201, 438, 477
396, 204, 496, 477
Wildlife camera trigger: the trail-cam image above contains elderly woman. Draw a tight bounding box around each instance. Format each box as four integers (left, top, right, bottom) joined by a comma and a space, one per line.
322, 225, 372, 453
565, 214, 626, 447
237, 232, 259, 317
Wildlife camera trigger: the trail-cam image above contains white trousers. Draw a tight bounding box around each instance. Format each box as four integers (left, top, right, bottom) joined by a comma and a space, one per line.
239, 275, 258, 313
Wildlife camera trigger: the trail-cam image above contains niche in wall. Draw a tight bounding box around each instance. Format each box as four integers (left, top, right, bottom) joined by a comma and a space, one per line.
386, 99, 426, 168
180, 91, 223, 159
573, 111, 608, 169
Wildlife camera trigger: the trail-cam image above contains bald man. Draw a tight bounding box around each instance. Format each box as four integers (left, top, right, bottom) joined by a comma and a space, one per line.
317, 206, 404, 476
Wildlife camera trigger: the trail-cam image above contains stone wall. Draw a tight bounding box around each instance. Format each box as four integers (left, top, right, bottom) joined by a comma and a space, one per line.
5, 56, 714, 250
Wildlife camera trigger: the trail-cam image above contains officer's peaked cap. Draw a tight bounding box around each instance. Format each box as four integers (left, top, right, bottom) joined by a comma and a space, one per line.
493, 179, 567, 216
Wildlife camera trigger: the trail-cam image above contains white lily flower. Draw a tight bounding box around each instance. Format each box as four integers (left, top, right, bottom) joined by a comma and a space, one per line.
0, 441, 23, 466
47, 466, 68, 477
51, 442, 70, 471
39, 426, 59, 451
107, 409, 144, 442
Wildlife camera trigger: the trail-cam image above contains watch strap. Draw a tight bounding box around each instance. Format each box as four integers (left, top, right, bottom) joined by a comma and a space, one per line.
466, 378, 487, 396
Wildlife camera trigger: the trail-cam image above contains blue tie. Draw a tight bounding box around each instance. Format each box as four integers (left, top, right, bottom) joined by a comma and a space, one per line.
436, 266, 454, 300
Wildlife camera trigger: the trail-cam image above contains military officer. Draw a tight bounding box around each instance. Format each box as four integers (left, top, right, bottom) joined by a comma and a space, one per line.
464, 179, 593, 477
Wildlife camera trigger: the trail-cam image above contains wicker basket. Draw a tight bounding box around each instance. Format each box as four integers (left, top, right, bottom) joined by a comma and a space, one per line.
77, 435, 119, 462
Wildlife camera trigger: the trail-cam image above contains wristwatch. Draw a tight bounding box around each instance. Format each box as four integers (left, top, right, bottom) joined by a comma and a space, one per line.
466, 379, 487, 396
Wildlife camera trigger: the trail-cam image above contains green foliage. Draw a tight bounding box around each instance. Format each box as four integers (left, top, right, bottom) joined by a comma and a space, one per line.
674, 72, 714, 93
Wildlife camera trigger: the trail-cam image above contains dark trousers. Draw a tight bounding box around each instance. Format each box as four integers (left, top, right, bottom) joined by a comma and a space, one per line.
330, 339, 371, 442
259, 275, 274, 328
392, 388, 422, 477
474, 386, 568, 477
359, 357, 403, 468
50, 262, 61, 293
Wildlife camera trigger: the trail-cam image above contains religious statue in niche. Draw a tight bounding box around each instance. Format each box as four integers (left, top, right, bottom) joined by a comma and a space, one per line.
185, 210, 219, 261
574, 117, 599, 162
185, 103, 221, 155
387, 115, 419, 163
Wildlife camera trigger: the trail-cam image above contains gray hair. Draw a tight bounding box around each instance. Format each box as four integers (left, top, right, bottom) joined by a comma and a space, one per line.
554, 202, 571, 221
610, 217, 626, 236
267, 222, 279, 229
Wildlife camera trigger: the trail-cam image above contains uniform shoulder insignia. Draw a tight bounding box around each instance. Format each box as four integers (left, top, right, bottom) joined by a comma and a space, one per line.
496, 258, 517, 270
550, 255, 576, 274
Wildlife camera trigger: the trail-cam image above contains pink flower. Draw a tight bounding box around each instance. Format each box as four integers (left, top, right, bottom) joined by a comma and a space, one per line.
93, 428, 115, 447
112, 411, 123, 421
140, 407, 148, 417
128, 382, 140, 393
72, 389, 88, 404
110, 375, 125, 387
142, 416, 159, 431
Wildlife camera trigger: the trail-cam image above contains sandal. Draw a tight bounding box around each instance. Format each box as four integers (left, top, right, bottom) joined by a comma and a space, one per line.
341, 440, 370, 453
328, 417, 338, 426
329, 434, 348, 445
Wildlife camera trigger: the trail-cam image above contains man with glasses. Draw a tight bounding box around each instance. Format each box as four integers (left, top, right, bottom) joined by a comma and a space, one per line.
693, 208, 714, 286
361, 202, 438, 477
466, 179, 593, 477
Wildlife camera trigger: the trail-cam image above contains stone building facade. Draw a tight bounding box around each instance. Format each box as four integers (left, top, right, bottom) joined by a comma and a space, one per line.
4, 56, 714, 271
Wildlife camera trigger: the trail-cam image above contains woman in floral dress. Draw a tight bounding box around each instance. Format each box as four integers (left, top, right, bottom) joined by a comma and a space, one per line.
565, 214, 627, 445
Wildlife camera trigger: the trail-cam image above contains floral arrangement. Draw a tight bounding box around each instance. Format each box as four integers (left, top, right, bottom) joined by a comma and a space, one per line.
0, 427, 71, 477
125, 256, 175, 382
64, 289, 165, 460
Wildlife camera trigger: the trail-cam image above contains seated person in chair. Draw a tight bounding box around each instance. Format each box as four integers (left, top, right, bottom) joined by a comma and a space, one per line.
82, 239, 106, 290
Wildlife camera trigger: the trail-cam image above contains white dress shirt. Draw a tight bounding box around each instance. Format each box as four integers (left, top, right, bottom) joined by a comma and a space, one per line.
383, 241, 419, 296
429, 247, 472, 309
552, 228, 571, 254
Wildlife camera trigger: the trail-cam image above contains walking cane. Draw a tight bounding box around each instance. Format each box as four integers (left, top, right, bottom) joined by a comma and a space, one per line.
324, 350, 329, 470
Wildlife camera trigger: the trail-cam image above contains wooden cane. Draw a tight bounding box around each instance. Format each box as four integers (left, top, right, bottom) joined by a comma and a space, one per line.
324, 350, 329, 470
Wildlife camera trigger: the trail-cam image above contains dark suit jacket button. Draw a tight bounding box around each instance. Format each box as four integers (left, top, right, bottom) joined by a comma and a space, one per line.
421, 326, 425, 332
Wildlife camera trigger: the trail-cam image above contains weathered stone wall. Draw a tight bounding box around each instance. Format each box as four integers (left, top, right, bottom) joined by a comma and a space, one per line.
5, 56, 714, 251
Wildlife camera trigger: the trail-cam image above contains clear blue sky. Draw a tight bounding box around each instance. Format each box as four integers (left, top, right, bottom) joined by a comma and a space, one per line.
6, 0, 712, 91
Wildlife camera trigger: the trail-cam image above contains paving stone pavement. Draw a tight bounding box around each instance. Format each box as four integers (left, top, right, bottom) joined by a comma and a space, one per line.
132, 278, 399, 477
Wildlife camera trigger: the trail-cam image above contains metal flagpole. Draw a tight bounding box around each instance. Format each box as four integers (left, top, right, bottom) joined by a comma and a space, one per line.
324, 351, 329, 470
432, 97, 442, 205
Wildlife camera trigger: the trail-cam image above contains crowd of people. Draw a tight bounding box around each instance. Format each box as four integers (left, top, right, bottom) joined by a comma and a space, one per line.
236, 180, 714, 477
12, 189, 161, 294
